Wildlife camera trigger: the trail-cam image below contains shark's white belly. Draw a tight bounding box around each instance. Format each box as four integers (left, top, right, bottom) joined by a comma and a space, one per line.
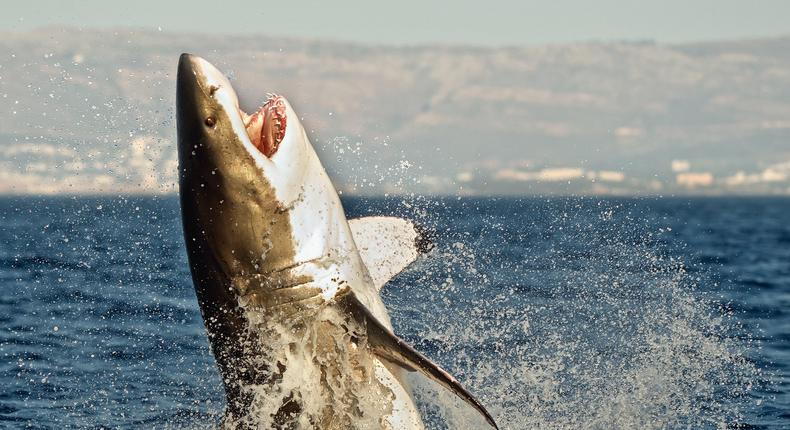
375, 360, 425, 429
286, 264, 425, 428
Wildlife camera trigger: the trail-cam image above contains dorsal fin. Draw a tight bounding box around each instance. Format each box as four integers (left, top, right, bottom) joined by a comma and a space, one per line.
349, 216, 433, 290
335, 291, 499, 429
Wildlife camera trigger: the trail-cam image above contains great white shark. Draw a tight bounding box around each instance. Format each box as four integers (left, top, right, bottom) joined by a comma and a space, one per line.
176, 53, 497, 429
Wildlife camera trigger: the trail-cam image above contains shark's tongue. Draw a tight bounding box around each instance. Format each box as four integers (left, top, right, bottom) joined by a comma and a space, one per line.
244, 95, 287, 157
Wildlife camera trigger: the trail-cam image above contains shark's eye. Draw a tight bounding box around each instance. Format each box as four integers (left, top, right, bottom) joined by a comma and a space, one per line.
204, 116, 216, 128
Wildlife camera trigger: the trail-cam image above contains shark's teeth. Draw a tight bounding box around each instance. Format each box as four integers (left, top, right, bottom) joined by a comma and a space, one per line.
244, 95, 288, 158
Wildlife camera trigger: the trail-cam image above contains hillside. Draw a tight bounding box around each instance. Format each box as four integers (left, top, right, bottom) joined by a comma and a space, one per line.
1, 27, 789, 195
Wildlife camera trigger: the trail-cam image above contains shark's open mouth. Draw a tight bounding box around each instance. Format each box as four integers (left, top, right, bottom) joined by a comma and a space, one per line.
241, 95, 287, 158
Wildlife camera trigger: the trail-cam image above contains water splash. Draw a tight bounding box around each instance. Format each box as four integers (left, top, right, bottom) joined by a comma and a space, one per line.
377, 198, 760, 429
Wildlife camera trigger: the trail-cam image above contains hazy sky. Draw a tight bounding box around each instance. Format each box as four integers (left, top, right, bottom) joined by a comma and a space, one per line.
2, 0, 789, 46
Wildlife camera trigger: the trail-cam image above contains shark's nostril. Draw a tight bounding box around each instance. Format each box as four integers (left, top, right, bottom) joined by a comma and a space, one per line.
209, 85, 219, 96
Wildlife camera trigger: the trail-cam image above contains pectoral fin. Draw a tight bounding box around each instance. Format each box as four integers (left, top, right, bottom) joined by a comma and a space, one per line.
336, 292, 498, 429
349, 216, 434, 291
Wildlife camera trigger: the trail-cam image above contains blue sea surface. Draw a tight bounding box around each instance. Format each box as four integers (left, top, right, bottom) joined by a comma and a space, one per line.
0, 196, 787, 429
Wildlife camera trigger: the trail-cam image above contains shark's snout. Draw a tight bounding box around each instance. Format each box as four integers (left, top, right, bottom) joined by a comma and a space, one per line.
177, 53, 219, 105
177, 53, 198, 80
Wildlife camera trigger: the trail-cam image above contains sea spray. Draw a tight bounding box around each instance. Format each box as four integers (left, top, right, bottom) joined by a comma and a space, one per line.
375, 197, 760, 429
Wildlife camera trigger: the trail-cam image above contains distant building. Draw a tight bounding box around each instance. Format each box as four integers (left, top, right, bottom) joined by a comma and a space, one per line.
494, 167, 584, 182
676, 172, 714, 188
671, 160, 691, 173
598, 171, 625, 183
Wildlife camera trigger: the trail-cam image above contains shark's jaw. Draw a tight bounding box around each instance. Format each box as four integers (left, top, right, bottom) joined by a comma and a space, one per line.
176, 54, 312, 288
176, 53, 291, 166
178, 54, 320, 213
177, 53, 364, 313
177, 52, 362, 294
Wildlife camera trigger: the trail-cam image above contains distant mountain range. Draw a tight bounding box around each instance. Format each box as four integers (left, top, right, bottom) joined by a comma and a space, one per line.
1, 27, 789, 195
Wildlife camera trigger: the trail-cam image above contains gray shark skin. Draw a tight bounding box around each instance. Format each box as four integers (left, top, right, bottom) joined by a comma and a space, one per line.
176, 53, 497, 429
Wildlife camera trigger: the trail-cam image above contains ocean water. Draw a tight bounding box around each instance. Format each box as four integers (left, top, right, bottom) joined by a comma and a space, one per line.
0, 196, 787, 429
